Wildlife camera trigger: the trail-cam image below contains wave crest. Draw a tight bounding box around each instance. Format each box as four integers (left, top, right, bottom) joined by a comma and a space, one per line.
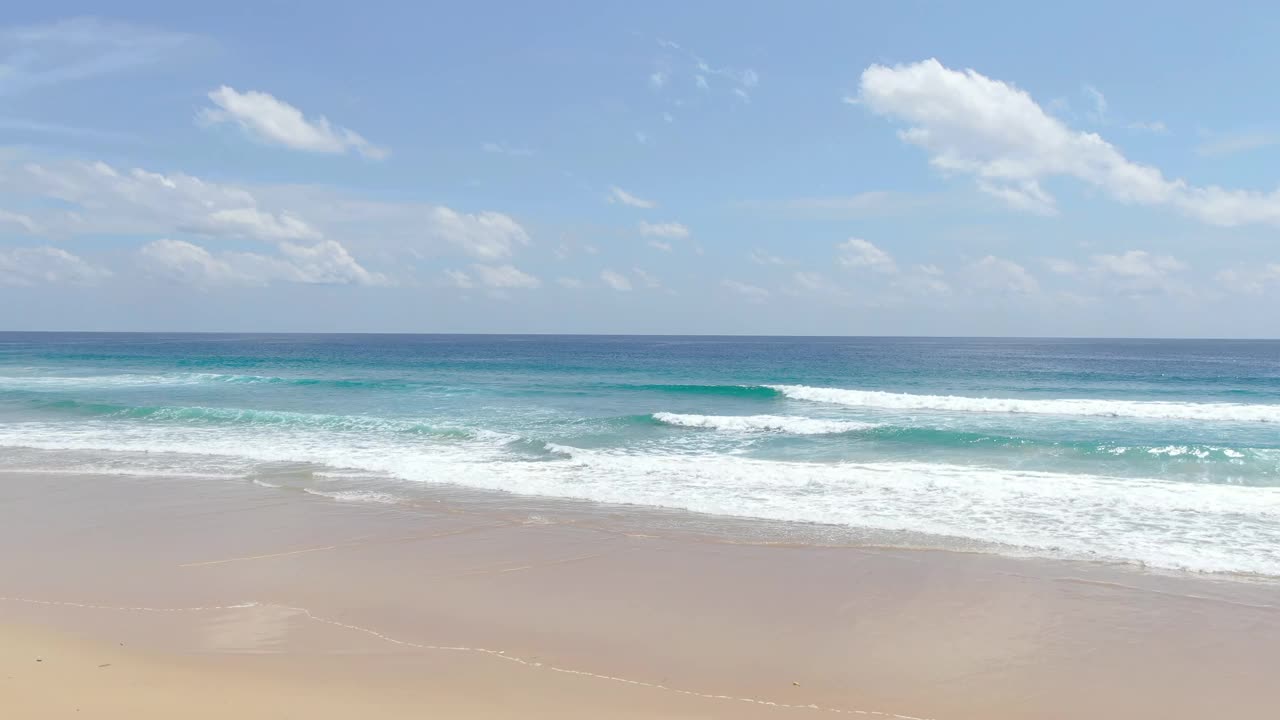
770, 385, 1280, 423
652, 412, 876, 435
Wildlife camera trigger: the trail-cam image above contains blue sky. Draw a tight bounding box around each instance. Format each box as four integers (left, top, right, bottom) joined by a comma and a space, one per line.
2, 2, 1280, 336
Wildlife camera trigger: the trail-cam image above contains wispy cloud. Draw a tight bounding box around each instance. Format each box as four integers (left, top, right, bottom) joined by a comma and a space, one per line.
201, 86, 388, 159
0, 117, 140, 142
0, 17, 196, 96
482, 141, 535, 157
650, 38, 758, 101
1196, 131, 1279, 158
722, 279, 770, 302
608, 186, 656, 209
600, 269, 632, 291
638, 221, 690, 239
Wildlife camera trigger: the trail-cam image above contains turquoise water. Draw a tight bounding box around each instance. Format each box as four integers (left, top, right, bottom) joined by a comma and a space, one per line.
2, 333, 1279, 577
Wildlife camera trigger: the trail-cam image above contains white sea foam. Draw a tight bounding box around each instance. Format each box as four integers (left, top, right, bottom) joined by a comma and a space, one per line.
3, 421, 1278, 577
652, 412, 876, 435
770, 385, 1280, 423
0, 373, 218, 389
302, 488, 401, 504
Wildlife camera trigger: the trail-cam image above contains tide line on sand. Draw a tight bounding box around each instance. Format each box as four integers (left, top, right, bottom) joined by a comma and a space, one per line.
0, 595, 936, 719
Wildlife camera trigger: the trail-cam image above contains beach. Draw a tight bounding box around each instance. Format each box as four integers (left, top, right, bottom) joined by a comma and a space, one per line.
4, 469, 1278, 719
4, 333, 1280, 717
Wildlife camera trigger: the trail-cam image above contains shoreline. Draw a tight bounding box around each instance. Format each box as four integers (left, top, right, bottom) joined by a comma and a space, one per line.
3, 469, 1279, 718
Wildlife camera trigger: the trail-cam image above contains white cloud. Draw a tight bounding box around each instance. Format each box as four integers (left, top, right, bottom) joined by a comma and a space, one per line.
139, 239, 243, 286
608, 186, 656, 208
0, 246, 111, 286
632, 267, 661, 289
653, 39, 756, 101
648, 240, 672, 252
1216, 264, 1280, 295
0, 154, 531, 269
748, 249, 790, 266
635, 131, 650, 145
722, 279, 770, 301
1127, 120, 1168, 133
1043, 258, 1080, 275
482, 141, 535, 157
663, 112, 674, 124
638, 221, 690, 239
732, 87, 750, 103
1083, 85, 1108, 122
428, 207, 530, 260
789, 271, 844, 296
1196, 131, 1279, 158
1087, 250, 1187, 295
0, 209, 40, 234
468, 263, 540, 289
3, 158, 319, 243
202, 86, 387, 159
193, 207, 321, 242
0, 18, 194, 96
444, 269, 474, 289
896, 264, 951, 295
276, 240, 388, 285
837, 238, 897, 274
859, 58, 1280, 227
600, 269, 632, 291
1090, 250, 1185, 279
967, 256, 1039, 294
556, 276, 583, 289
139, 238, 388, 287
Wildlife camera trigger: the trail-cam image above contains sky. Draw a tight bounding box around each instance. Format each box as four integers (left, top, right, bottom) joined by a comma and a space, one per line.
2, 2, 1280, 336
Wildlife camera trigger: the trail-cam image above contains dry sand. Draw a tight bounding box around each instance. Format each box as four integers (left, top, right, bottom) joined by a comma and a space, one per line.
2, 471, 1278, 719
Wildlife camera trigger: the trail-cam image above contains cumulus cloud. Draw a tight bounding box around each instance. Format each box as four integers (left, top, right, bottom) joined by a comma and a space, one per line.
648, 240, 672, 252
0, 246, 111, 286
202, 86, 388, 159
638, 221, 690, 239
600, 269, 632, 291
858, 58, 1280, 226
837, 238, 897, 274
608, 186, 656, 208
139, 238, 388, 287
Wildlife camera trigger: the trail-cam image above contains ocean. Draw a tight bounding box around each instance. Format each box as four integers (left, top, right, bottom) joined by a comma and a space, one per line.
1, 332, 1278, 578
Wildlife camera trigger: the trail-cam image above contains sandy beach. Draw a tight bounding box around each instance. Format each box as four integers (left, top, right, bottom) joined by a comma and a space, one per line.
2, 470, 1277, 719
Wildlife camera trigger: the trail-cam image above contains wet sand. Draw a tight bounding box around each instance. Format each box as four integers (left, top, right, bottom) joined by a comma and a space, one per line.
2, 470, 1278, 719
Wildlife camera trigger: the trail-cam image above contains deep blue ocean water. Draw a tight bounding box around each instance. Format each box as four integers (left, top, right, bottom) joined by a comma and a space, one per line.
1, 333, 1278, 576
